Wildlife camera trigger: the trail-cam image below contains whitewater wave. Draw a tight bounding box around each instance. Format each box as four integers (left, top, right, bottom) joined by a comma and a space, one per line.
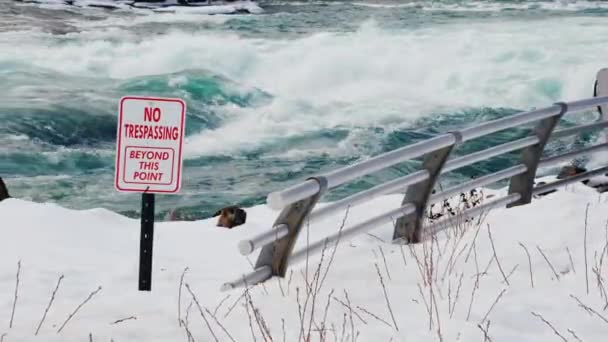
2, 15, 605, 158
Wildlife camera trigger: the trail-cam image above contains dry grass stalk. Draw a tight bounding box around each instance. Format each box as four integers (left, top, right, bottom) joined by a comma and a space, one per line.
184, 284, 220, 342
518, 242, 534, 288
467, 244, 481, 321
487, 225, 509, 285
417, 283, 432, 326
287, 270, 294, 296
374, 263, 399, 331
450, 273, 464, 318
355, 305, 391, 328
35, 274, 64, 335
502, 264, 519, 285
531, 312, 568, 342
566, 247, 576, 274
332, 297, 366, 325
110, 316, 136, 325
378, 246, 392, 281
343, 290, 355, 342
204, 308, 236, 342
10, 260, 21, 329
592, 267, 608, 304
477, 320, 492, 342
409, 245, 427, 287
464, 224, 483, 264
224, 290, 247, 319
180, 319, 196, 342
536, 246, 560, 281
447, 243, 469, 279
282, 318, 286, 342
568, 328, 583, 342
319, 289, 335, 341
213, 294, 231, 317
570, 294, 608, 325
399, 245, 407, 268
480, 288, 507, 324
430, 283, 443, 342
57, 286, 102, 333
178, 267, 189, 326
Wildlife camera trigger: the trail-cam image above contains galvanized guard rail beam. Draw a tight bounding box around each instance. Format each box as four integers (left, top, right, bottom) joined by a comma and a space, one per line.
221, 72, 608, 291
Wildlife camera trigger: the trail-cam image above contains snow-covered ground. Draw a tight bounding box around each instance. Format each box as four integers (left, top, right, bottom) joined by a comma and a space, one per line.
1, 177, 608, 341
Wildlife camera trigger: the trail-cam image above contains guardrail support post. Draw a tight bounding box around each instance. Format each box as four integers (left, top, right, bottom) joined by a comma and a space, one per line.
254, 176, 328, 277
595, 68, 608, 121
393, 134, 458, 243
507, 104, 566, 207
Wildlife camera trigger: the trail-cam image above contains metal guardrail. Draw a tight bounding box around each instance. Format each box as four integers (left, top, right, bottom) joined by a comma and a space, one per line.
221, 69, 608, 291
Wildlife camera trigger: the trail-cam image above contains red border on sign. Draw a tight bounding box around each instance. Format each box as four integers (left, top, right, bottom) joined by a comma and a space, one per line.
115, 96, 187, 193
123, 146, 175, 185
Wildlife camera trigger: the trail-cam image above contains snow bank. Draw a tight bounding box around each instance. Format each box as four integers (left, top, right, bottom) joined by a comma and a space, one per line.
0, 179, 607, 341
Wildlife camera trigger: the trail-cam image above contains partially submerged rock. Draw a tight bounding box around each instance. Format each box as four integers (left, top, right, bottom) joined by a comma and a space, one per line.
0, 178, 10, 202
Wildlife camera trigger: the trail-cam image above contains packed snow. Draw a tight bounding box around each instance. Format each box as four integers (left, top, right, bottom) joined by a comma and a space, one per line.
1, 176, 608, 341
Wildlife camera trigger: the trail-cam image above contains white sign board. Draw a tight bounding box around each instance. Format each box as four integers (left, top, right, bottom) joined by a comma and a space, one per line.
115, 96, 186, 194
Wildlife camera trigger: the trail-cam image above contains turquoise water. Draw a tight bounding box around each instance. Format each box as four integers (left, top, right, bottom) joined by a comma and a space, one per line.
1, 0, 606, 220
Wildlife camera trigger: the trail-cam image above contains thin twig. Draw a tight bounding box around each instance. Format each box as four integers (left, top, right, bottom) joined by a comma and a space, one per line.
35, 274, 64, 335
487, 225, 509, 285
568, 328, 583, 342
566, 247, 576, 274
9, 260, 21, 329
480, 288, 507, 324
343, 290, 355, 342
374, 263, 398, 331
537, 246, 560, 281
356, 306, 392, 328
178, 267, 189, 326
213, 294, 231, 317
570, 294, 608, 325
378, 246, 392, 281
57, 286, 102, 333
502, 264, 519, 285
450, 273, 464, 318
531, 312, 568, 342
205, 307, 236, 342
110, 316, 137, 325
180, 319, 196, 342
184, 284, 220, 342
519, 242, 534, 288
477, 320, 492, 342
224, 290, 247, 319
332, 297, 367, 324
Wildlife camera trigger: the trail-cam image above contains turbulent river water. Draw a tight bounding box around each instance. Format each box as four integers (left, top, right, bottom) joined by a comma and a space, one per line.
1, 0, 606, 219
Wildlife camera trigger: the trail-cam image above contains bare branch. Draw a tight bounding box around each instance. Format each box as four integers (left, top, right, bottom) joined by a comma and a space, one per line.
536, 246, 560, 281
530, 312, 567, 342
178, 267, 189, 326
35, 274, 64, 335
9, 260, 21, 329
57, 286, 102, 333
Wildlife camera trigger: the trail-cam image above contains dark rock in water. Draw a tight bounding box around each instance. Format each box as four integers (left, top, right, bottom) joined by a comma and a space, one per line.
0, 178, 10, 202
212, 206, 247, 229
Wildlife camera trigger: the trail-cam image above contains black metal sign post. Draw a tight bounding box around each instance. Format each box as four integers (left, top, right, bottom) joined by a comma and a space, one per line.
139, 192, 155, 291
